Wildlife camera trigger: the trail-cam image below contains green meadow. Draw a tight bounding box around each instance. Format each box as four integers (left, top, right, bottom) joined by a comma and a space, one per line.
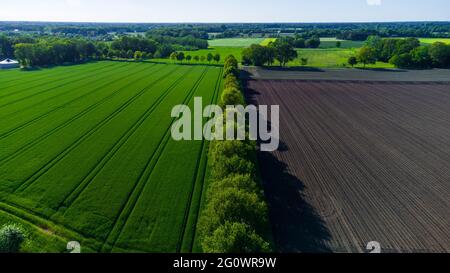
0, 61, 223, 252
208, 37, 266, 47
418, 38, 450, 44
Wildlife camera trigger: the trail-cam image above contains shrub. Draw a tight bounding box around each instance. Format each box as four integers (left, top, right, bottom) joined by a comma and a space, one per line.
429, 42, 450, 68
199, 188, 268, 237
348, 56, 358, 67
207, 174, 260, 200
202, 222, 271, 253
219, 87, 245, 108
211, 155, 255, 181
224, 74, 240, 89
0, 224, 26, 253
224, 55, 238, 69
389, 53, 413, 68
210, 140, 255, 163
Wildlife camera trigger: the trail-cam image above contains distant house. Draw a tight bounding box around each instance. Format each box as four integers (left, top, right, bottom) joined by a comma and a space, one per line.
0, 59, 20, 69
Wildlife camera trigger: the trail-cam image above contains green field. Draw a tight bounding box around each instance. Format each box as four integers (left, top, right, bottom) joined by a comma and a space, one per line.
208, 37, 265, 47
0, 61, 223, 252
260, 38, 277, 46
418, 38, 450, 44
319, 38, 365, 49
156, 47, 243, 65
284, 48, 393, 68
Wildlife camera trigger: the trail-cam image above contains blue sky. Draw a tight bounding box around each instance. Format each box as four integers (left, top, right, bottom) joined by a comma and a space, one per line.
1, 0, 449, 23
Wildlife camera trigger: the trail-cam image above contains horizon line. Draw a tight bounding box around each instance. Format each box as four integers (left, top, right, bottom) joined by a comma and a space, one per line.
1, 20, 450, 25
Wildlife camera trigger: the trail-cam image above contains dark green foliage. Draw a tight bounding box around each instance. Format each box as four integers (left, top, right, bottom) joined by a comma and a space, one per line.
111, 36, 158, 55
14, 39, 99, 67
202, 222, 270, 253
209, 140, 255, 170
207, 174, 260, 200
242, 40, 296, 67
242, 44, 270, 66
213, 53, 221, 63
223, 55, 239, 77
348, 56, 358, 67
197, 59, 272, 253
429, 42, 450, 68
300, 58, 308, 66
0, 224, 26, 253
219, 87, 245, 108
224, 74, 240, 89
389, 53, 413, 68
199, 188, 268, 238
357, 46, 377, 67
305, 37, 321, 48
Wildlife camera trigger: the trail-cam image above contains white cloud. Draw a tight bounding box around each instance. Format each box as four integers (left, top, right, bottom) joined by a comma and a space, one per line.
367, 0, 382, 6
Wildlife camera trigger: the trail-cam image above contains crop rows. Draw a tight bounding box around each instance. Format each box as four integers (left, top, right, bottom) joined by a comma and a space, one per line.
0, 61, 222, 252
246, 79, 450, 253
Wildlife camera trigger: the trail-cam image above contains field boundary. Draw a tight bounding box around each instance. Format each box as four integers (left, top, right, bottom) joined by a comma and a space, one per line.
178, 68, 223, 252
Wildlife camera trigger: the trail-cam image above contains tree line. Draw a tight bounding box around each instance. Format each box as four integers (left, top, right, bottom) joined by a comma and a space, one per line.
0, 33, 210, 68
242, 38, 298, 67
169, 52, 221, 64
350, 36, 450, 69
197, 55, 272, 253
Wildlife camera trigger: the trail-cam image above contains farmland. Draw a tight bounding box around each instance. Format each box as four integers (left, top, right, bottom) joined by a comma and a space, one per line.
418, 38, 450, 44
319, 38, 365, 49
0, 61, 223, 252
293, 48, 393, 68
246, 78, 450, 253
208, 38, 266, 47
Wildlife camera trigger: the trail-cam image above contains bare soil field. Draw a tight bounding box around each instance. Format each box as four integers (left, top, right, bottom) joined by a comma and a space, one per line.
246, 79, 450, 253
245, 66, 450, 82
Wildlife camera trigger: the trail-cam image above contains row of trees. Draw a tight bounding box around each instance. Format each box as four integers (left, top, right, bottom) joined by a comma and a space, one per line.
3, 32, 212, 67
242, 39, 298, 67
169, 52, 221, 64
198, 56, 272, 253
14, 39, 99, 67
290, 35, 321, 48
349, 36, 450, 69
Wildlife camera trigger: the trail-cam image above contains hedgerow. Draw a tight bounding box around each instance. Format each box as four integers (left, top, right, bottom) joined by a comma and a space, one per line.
198, 55, 272, 253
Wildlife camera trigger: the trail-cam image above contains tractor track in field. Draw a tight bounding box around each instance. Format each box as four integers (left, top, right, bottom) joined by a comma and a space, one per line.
0, 62, 114, 95
0, 64, 159, 163
102, 67, 210, 252
0, 63, 130, 118
0, 200, 106, 248
0, 64, 155, 143
0, 62, 122, 107
0, 62, 126, 109
57, 66, 195, 209
12, 65, 182, 193
178, 69, 223, 253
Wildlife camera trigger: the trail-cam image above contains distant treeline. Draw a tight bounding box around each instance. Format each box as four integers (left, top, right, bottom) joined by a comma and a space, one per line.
0, 27, 209, 67
1, 22, 449, 40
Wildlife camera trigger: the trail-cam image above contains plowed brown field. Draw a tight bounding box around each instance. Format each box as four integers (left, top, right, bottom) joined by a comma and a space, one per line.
246, 79, 450, 253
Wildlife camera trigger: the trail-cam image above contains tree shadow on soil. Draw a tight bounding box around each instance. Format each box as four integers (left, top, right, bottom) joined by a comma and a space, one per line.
244, 80, 332, 253
355, 67, 407, 72
258, 149, 332, 253
263, 66, 325, 72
